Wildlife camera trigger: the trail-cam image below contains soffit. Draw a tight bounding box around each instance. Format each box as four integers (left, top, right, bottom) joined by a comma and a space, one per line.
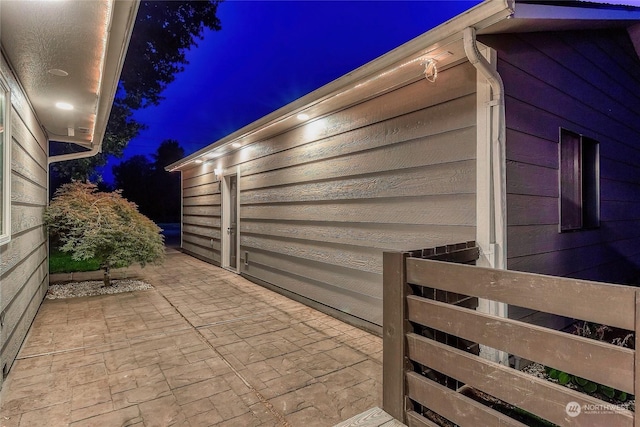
0, 0, 136, 147
480, 1, 640, 34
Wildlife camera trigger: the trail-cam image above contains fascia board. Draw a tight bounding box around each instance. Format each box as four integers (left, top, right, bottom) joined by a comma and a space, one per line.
514, 2, 640, 20
93, 0, 140, 149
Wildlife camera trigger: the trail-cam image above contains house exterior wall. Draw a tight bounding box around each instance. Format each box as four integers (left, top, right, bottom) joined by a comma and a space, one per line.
181, 61, 478, 327
480, 30, 640, 284
0, 53, 49, 386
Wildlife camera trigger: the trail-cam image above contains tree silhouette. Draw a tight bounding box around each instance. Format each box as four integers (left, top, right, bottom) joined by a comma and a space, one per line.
151, 140, 184, 222
152, 140, 185, 170
113, 140, 185, 222
121, 2, 222, 110
113, 155, 154, 216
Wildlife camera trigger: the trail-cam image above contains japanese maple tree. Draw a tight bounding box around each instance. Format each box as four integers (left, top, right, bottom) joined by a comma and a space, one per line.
45, 182, 165, 286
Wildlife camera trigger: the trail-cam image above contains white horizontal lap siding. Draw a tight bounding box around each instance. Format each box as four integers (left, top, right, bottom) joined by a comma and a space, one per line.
0, 55, 49, 385
181, 169, 221, 264
226, 61, 476, 326
480, 31, 640, 284
179, 62, 477, 325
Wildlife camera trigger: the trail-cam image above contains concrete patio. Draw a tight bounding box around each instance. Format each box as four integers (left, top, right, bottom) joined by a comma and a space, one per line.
0, 249, 383, 426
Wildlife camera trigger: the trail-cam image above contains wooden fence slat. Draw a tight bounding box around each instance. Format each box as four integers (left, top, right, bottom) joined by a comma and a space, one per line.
406, 258, 637, 330
405, 411, 441, 427
383, 251, 408, 422
407, 333, 634, 427
405, 372, 529, 427
407, 296, 634, 393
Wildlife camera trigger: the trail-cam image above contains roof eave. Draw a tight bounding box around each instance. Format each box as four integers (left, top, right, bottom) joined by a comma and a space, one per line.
166, 0, 515, 172
168, 0, 640, 172
46, 0, 139, 165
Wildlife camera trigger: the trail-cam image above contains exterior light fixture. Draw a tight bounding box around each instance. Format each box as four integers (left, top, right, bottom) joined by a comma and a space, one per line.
55, 101, 74, 110
421, 51, 452, 83
194, 159, 203, 164
232, 142, 242, 148
214, 168, 222, 181
296, 113, 309, 121
423, 59, 437, 82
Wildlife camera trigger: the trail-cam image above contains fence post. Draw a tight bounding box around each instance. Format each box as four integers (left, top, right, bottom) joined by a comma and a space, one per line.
383, 251, 409, 422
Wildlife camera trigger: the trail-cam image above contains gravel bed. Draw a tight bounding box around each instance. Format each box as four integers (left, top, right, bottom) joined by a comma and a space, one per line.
47, 279, 153, 299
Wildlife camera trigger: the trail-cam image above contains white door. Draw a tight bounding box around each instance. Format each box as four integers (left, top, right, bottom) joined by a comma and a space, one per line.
221, 171, 239, 272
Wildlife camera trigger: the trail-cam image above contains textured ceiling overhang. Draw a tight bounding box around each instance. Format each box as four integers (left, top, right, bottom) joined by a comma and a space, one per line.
0, 0, 139, 149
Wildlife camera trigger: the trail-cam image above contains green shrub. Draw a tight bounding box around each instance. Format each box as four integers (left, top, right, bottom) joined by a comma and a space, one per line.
544, 321, 634, 403
545, 367, 630, 401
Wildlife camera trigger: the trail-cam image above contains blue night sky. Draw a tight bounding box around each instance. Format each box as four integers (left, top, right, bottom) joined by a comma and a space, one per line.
100, 0, 483, 183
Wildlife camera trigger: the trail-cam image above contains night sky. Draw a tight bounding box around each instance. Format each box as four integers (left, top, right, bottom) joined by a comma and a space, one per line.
100, 0, 482, 184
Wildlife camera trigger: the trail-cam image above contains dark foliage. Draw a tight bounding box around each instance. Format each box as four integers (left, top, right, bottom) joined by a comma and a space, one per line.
113, 140, 184, 222
121, 1, 222, 109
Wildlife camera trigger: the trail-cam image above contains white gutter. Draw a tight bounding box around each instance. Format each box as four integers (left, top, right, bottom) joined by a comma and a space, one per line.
48, 142, 103, 165
463, 26, 507, 271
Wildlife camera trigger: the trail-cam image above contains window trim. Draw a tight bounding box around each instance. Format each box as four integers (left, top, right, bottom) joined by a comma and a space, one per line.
559, 128, 600, 233
0, 73, 10, 246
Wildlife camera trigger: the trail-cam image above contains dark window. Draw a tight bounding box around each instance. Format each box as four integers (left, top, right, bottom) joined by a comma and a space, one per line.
559, 128, 599, 232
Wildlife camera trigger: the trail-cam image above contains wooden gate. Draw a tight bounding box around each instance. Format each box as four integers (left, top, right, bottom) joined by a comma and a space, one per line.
383, 246, 638, 426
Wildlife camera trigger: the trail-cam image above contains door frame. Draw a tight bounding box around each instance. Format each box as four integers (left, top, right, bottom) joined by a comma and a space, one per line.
221, 167, 240, 272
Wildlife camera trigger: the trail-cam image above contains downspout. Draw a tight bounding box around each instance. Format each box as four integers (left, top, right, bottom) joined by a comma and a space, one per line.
463, 26, 507, 271
464, 26, 508, 365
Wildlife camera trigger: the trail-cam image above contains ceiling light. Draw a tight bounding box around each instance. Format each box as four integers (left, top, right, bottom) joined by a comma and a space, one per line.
55, 102, 74, 110
194, 159, 203, 164
48, 69, 69, 77
231, 142, 242, 148
296, 113, 309, 121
